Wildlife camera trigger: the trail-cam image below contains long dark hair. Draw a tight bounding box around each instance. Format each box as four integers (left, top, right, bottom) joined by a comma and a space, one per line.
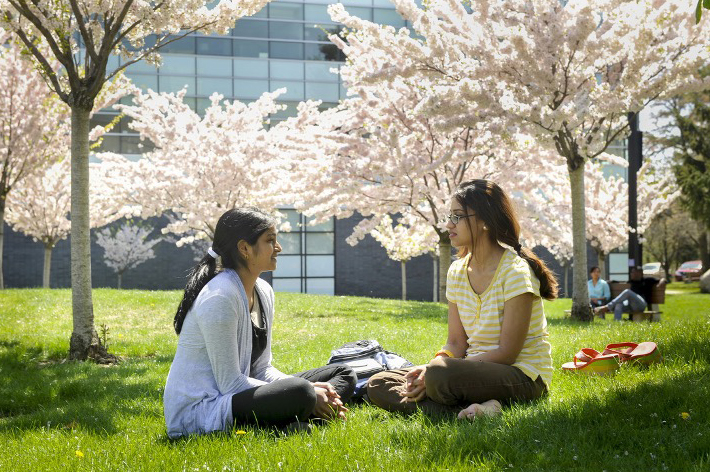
173, 208, 276, 334
454, 179, 558, 300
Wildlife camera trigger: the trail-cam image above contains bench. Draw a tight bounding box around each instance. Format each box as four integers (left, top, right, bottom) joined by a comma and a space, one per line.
564, 282, 665, 321
608, 282, 664, 322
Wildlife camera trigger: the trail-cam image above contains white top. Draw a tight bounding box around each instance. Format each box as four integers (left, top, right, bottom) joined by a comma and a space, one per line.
163, 270, 290, 438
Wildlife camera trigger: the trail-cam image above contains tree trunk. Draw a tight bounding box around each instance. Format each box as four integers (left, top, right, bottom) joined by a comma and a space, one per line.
700, 229, 709, 273
400, 260, 406, 301
0, 200, 5, 290
563, 263, 569, 298
438, 240, 452, 303
68, 106, 99, 360
569, 165, 593, 321
43, 244, 53, 288
117, 272, 122, 290
432, 254, 438, 302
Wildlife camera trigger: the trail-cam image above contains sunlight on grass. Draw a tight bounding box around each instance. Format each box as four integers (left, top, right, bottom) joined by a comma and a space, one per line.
1, 288, 709, 471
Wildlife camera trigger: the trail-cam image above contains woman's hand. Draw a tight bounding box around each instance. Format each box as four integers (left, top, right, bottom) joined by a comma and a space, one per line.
400, 365, 427, 403
312, 382, 348, 420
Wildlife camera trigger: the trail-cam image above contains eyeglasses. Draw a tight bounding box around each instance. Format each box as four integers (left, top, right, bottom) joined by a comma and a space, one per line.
446, 213, 475, 225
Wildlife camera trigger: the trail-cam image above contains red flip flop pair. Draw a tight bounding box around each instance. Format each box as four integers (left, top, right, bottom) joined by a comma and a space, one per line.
562, 342, 661, 375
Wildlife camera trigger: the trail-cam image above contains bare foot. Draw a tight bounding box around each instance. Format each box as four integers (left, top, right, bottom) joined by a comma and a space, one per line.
457, 399, 502, 420
593, 305, 608, 316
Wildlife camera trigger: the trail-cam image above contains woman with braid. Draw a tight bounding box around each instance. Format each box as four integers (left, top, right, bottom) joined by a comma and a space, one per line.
367, 180, 557, 419
164, 208, 356, 438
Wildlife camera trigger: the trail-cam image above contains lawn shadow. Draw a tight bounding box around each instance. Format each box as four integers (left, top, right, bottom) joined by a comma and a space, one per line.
379, 364, 710, 470
0, 340, 167, 434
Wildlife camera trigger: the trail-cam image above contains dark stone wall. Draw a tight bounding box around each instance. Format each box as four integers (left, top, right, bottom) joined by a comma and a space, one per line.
2, 218, 198, 290
335, 215, 436, 301
3, 214, 599, 299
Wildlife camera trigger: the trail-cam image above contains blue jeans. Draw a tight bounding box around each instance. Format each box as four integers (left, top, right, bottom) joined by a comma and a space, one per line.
607, 289, 647, 321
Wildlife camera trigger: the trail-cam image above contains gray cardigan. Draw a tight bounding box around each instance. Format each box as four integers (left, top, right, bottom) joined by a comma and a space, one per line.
163, 270, 290, 438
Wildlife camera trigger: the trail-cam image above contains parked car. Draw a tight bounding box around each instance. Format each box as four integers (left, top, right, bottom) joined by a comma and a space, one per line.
643, 262, 664, 279
675, 260, 704, 282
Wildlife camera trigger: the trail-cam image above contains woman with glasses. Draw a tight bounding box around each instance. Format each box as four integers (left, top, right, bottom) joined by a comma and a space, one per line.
164, 208, 356, 438
367, 180, 557, 419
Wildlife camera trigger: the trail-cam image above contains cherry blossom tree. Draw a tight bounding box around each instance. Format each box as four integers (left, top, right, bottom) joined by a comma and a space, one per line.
1, 0, 271, 360
281, 63, 559, 300
0, 28, 70, 289
95, 222, 160, 289
97, 87, 291, 247
328, 0, 710, 320
6, 158, 130, 288
369, 214, 438, 300
6, 161, 70, 288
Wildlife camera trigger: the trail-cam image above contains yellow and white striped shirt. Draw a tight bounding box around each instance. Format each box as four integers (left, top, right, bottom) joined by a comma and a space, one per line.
445, 249, 553, 387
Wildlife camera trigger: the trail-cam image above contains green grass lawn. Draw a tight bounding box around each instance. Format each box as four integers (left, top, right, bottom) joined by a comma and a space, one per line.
1, 285, 709, 471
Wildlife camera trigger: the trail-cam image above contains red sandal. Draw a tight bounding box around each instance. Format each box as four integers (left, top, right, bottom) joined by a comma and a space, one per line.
562, 349, 621, 375
602, 342, 662, 366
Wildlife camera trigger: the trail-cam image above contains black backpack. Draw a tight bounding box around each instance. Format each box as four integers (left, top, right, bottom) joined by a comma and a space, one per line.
327, 340, 413, 400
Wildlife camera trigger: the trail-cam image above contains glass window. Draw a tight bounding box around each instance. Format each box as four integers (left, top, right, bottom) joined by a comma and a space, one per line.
234, 58, 268, 78
306, 278, 334, 295
305, 43, 343, 62
374, 8, 406, 27
197, 77, 232, 97
98, 135, 120, 153
125, 73, 158, 91
278, 233, 301, 254
233, 39, 269, 58
306, 233, 334, 254
373, 0, 392, 6
183, 97, 198, 112
339, 82, 348, 100
347, 7, 373, 21
305, 82, 339, 101
233, 79, 268, 99
107, 55, 119, 71
196, 98, 212, 115
304, 4, 331, 22
304, 24, 342, 42
197, 57, 232, 76
160, 36, 196, 54
279, 209, 301, 230
233, 19, 268, 38
270, 80, 304, 100
252, 4, 268, 18
305, 62, 338, 81
160, 55, 195, 75
159, 76, 196, 94
271, 60, 304, 79
196, 37, 232, 56
120, 135, 144, 154
272, 278, 302, 293
90, 113, 116, 129
269, 21, 303, 40
269, 2, 303, 20
273, 255, 301, 277
306, 217, 334, 232
125, 60, 156, 74
270, 41, 304, 60
306, 255, 334, 277
343, 0, 370, 5
117, 116, 134, 134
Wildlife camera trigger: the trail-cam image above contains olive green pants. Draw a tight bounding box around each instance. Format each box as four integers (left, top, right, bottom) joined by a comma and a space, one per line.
366, 356, 547, 416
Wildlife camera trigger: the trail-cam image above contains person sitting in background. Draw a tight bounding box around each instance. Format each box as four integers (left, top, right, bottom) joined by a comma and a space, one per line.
588, 266, 610, 312
594, 267, 665, 321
